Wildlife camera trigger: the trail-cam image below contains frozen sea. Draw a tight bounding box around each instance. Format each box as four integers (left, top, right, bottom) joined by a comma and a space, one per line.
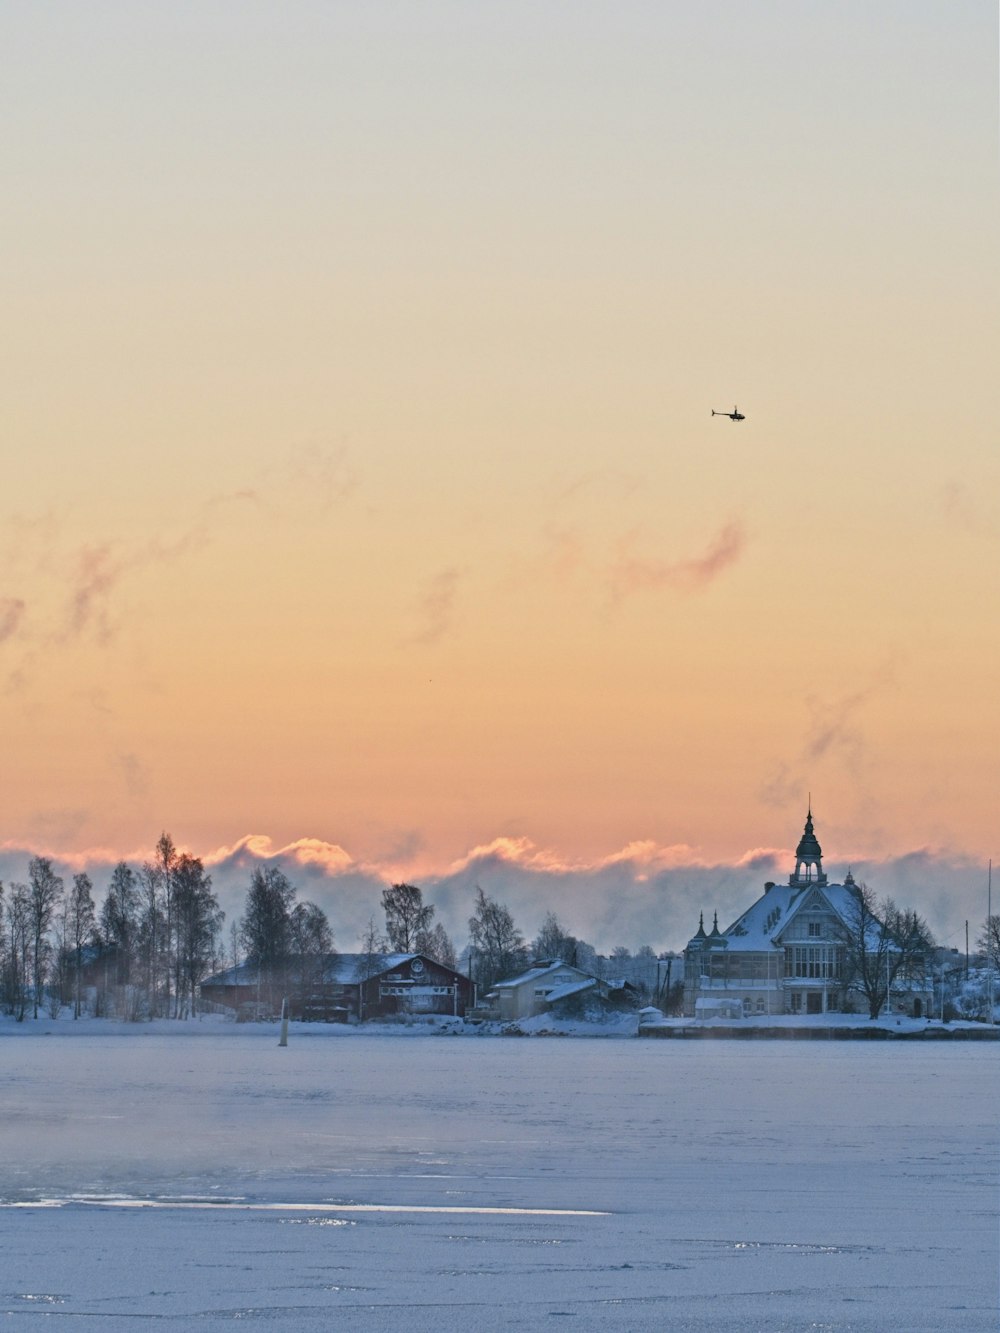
0, 1022, 996, 1331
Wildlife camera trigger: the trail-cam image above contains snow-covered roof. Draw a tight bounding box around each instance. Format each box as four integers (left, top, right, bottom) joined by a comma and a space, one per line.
493, 960, 594, 990
544, 978, 597, 1004
202, 952, 424, 988
709, 881, 872, 953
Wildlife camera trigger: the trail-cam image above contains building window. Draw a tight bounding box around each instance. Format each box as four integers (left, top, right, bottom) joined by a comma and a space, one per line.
808, 922, 822, 938
790, 992, 802, 1013
791, 946, 841, 979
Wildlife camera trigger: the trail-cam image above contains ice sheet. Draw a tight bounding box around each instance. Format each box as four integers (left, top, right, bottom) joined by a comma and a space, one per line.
0, 1024, 996, 1330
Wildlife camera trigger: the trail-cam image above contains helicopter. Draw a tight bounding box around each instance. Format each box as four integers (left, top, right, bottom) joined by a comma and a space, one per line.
712, 405, 745, 421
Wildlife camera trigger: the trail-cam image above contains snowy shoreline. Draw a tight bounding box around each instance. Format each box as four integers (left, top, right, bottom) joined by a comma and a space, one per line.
1, 1010, 997, 1040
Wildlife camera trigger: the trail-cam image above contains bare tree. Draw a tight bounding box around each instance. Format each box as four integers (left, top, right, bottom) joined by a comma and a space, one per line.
532, 912, 577, 964
288, 900, 334, 1016
358, 915, 386, 1021
68, 873, 96, 1019
154, 833, 179, 1017
978, 914, 1000, 971
138, 861, 164, 1018
834, 881, 933, 1019
28, 857, 63, 1020
468, 886, 528, 992
425, 921, 457, 970
382, 883, 434, 954
6, 883, 31, 1021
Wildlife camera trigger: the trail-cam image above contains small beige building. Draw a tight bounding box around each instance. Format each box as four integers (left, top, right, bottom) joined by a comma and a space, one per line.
489, 960, 605, 1022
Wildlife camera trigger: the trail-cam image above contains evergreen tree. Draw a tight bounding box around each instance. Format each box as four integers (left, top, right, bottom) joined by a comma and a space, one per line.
173, 854, 224, 1017
239, 866, 296, 1013
68, 873, 96, 1019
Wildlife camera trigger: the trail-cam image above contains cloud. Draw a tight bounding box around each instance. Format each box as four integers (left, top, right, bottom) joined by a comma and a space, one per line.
610, 520, 747, 602
204, 834, 358, 880
0, 597, 26, 643
202, 487, 263, 514
939, 481, 996, 536
114, 752, 151, 799
62, 527, 211, 643
407, 566, 463, 646
804, 669, 896, 765
0, 828, 985, 960
282, 443, 358, 511
554, 468, 644, 505
65, 543, 124, 641
760, 664, 898, 813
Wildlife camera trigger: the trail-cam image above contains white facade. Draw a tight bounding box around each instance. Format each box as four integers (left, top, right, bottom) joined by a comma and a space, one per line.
684, 810, 931, 1019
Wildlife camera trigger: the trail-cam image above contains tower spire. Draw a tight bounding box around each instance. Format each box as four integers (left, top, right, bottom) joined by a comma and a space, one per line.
789, 803, 826, 888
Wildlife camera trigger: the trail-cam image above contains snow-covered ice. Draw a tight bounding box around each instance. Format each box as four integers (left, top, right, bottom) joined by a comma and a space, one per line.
0, 1020, 996, 1330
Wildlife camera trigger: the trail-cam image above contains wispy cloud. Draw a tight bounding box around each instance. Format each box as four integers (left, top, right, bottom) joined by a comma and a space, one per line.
609, 520, 747, 602
62, 527, 210, 643
282, 442, 358, 512
0, 597, 26, 643
804, 676, 894, 765
553, 468, 644, 505
939, 480, 996, 536
407, 566, 463, 646
759, 662, 899, 816
65, 543, 124, 641
114, 752, 151, 799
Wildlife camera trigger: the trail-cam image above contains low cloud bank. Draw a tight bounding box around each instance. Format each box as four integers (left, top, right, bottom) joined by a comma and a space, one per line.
0, 835, 984, 958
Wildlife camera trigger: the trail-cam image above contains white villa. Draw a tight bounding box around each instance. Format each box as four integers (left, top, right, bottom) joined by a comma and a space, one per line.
683, 808, 932, 1019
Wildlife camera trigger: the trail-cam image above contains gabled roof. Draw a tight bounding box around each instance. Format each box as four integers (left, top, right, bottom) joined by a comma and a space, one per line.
713, 878, 886, 953
202, 952, 461, 989
493, 960, 596, 990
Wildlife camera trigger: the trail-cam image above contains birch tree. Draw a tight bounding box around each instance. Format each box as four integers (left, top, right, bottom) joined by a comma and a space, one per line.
382, 883, 434, 954
468, 887, 527, 991
28, 857, 63, 1019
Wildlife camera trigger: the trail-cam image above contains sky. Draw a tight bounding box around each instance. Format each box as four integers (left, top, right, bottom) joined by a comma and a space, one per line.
1, 3, 998, 952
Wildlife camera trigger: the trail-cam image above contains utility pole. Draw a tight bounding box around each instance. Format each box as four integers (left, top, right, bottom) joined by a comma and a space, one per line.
989, 861, 994, 1025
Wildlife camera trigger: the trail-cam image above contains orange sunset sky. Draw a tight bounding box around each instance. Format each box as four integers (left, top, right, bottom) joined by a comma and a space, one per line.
2, 3, 998, 949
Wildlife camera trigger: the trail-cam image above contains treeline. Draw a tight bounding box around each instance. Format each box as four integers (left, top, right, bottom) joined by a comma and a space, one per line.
0, 839, 679, 1022
1, 835, 223, 1022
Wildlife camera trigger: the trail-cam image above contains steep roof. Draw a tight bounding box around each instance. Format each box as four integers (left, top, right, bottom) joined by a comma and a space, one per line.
493, 960, 595, 990
201, 952, 451, 988
715, 879, 882, 952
